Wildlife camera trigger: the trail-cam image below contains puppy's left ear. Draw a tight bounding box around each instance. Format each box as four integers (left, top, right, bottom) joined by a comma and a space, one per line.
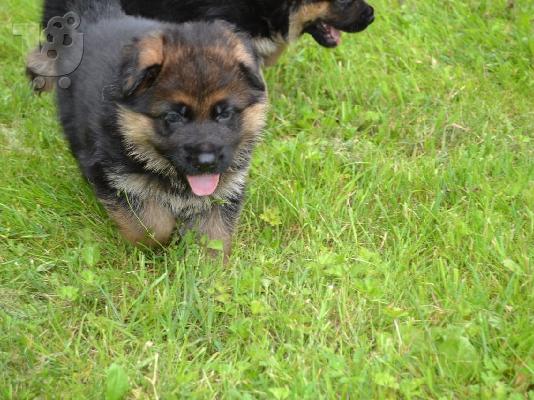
121, 32, 165, 98
239, 62, 266, 93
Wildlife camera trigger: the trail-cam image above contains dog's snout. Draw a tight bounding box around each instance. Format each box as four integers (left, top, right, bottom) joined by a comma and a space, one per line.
363, 5, 375, 24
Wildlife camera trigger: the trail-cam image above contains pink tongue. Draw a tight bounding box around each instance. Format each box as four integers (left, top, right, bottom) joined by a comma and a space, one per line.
186, 174, 220, 196
328, 26, 341, 45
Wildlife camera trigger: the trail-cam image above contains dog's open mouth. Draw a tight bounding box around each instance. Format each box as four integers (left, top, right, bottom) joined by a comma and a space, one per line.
187, 174, 220, 197
305, 21, 341, 48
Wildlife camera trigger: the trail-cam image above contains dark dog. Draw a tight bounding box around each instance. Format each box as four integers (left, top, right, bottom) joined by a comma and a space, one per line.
40, 0, 375, 66
54, 0, 268, 256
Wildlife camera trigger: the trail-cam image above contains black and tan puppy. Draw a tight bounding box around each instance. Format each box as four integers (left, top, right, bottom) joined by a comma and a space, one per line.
55, 0, 267, 256
40, 0, 375, 66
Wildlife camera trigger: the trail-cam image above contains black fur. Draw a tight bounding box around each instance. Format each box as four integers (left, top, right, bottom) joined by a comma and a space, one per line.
41, 0, 375, 64
54, 0, 268, 254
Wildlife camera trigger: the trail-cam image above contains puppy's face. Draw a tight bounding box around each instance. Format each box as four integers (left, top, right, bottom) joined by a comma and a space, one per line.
117, 22, 267, 196
291, 0, 375, 47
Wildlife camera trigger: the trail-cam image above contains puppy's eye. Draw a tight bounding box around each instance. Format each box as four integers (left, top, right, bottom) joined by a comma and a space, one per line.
163, 106, 188, 125
214, 104, 234, 123
164, 112, 181, 123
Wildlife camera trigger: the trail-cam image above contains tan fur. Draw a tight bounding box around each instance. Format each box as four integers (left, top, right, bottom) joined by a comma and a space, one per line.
105, 169, 245, 256
106, 198, 176, 246
106, 171, 209, 218
288, 2, 330, 42
121, 33, 165, 94
200, 89, 242, 118
214, 170, 248, 199
196, 205, 233, 257
167, 87, 232, 115
137, 33, 165, 69
262, 42, 287, 66
252, 1, 332, 65
140, 198, 176, 242
241, 102, 268, 139
167, 92, 199, 108
117, 107, 176, 177
151, 42, 263, 119
231, 41, 255, 66
252, 37, 281, 64
106, 172, 176, 200
105, 170, 248, 218
219, 28, 255, 65
167, 86, 261, 120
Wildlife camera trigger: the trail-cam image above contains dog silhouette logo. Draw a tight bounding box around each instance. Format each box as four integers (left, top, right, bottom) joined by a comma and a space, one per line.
31, 12, 84, 89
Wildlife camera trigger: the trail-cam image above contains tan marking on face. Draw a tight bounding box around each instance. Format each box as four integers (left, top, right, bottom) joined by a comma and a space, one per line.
117, 107, 176, 177
227, 100, 267, 179
105, 198, 176, 246
198, 88, 241, 119
241, 101, 268, 141
166, 92, 198, 107
156, 42, 258, 119
163, 88, 237, 120
288, 2, 330, 42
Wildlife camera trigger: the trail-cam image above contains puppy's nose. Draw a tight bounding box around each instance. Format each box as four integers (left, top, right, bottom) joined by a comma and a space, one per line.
364, 6, 375, 24
193, 152, 217, 172
198, 152, 216, 165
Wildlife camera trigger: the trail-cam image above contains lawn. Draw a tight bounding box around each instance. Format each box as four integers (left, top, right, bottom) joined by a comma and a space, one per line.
0, 0, 533, 398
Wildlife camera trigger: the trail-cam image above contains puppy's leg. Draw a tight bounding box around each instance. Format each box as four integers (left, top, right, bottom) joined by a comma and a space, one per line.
195, 200, 243, 260
197, 206, 233, 257
104, 197, 176, 247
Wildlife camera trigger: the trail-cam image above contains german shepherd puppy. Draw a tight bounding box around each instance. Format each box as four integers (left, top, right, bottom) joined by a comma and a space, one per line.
40, 0, 375, 66
54, 0, 268, 256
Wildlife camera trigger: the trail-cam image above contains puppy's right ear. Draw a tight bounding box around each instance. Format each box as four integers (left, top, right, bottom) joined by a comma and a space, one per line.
121, 32, 165, 98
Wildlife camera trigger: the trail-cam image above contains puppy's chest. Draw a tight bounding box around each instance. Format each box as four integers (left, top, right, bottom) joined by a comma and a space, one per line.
106, 171, 208, 217
106, 171, 245, 219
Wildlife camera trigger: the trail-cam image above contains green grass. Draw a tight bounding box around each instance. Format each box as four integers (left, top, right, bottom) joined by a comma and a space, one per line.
1, 0, 533, 398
